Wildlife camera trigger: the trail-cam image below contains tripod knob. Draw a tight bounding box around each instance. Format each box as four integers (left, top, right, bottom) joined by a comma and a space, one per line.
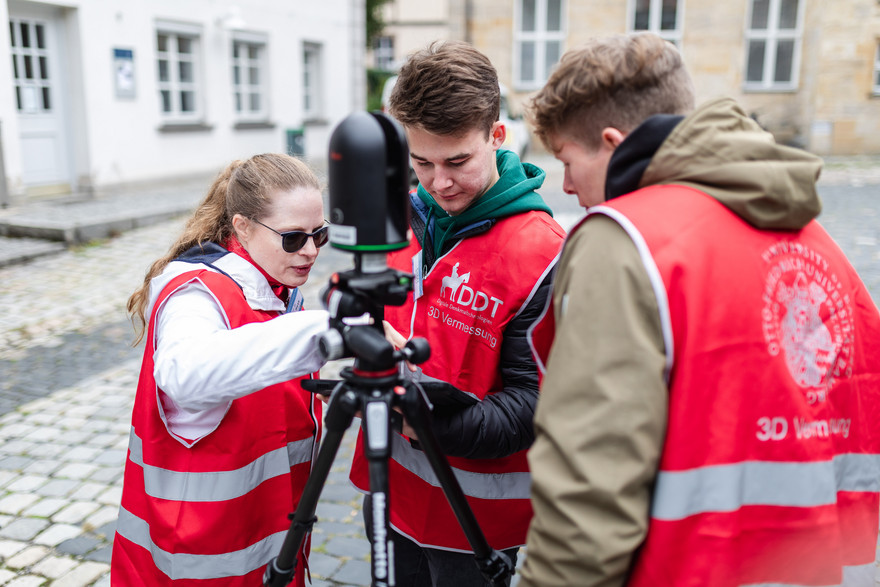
317, 329, 345, 361
403, 337, 431, 364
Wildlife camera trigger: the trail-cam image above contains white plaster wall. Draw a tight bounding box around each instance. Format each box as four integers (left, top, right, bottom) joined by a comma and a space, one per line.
2, 0, 363, 192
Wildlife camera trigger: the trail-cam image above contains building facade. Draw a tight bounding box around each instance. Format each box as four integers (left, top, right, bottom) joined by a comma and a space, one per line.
372, 0, 880, 156
1, 0, 365, 204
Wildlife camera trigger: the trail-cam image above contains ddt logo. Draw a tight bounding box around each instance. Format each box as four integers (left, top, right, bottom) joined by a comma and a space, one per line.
439, 262, 504, 317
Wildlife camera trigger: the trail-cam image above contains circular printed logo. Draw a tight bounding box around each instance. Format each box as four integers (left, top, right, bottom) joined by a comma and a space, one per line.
761, 241, 854, 393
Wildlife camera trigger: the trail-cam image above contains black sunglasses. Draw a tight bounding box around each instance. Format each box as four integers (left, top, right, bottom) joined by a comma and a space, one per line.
251, 219, 330, 253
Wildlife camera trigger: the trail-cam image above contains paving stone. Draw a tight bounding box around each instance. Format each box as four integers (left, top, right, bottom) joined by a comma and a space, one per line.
89, 450, 123, 466
315, 502, 355, 523
308, 551, 342, 579
83, 545, 111, 565
84, 469, 120, 485
82, 509, 116, 534
22, 461, 63, 477
0, 494, 41, 516
34, 480, 78, 498
0, 538, 27, 558
67, 485, 104, 502
22, 428, 61, 443
26, 445, 66, 459
319, 484, 359, 502
90, 522, 116, 541
52, 503, 100, 525
55, 536, 101, 557
52, 432, 89, 446
314, 521, 363, 537
83, 436, 117, 450
6, 475, 49, 493
94, 489, 120, 508
32, 524, 81, 547
30, 555, 78, 579
0, 471, 16, 489
330, 559, 372, 586
0, 569, 15, 583
322, 536, 371, 559
61, 448, 100, 463
6, 545, 49, 569
0, 518, 49, 541
50, 561, 109, 587
0, 456, 33, 470
5, 575, 47, 587
52, 465, 97, 481
22, 499, 68, 519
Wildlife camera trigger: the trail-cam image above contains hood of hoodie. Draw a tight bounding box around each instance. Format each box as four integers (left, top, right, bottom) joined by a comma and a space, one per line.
612, 96, 823, 231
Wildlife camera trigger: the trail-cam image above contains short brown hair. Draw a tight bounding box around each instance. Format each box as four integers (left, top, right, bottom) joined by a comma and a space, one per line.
388, 40, 500, 137
528, 32, 695, 150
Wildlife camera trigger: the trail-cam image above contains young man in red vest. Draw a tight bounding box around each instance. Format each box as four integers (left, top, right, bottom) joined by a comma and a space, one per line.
349, 40, 565, 585
520, 32, 880, 587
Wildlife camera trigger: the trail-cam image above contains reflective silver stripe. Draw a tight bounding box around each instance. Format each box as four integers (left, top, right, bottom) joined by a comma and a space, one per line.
116, 506, 284, 580
128, 429, 314, 502
742, 561, 877, 586
652, 454, 880, 521
390, 434, 531, 499
834, 452, 880, 492
589, 205, 674, 383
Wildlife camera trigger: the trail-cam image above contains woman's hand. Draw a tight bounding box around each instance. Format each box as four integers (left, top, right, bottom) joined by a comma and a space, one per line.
383, 321, 418, 372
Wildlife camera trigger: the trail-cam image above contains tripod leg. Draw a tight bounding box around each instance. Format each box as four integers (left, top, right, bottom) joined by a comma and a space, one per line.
362, 393, 396, 587
263, 387, 358, 587
397, 384, 513, 586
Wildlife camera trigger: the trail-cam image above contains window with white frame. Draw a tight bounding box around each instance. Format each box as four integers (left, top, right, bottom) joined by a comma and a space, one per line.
303, 42, 323, 120
745, 0, 803, 91
232, 32, 268, 121
514, 0, 565, 90
873, 42, 880, 96
628, 0, 682, 46
9, 18, 52, 113
374, 35, 395, 71
156, 21, 203, 121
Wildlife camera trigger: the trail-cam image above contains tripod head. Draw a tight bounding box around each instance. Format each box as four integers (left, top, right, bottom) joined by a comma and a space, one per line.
315, 110, 429, 372
317, 269, 430, 371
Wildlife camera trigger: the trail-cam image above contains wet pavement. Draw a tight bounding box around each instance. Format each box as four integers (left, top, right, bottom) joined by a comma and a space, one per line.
0, 152, 878, 585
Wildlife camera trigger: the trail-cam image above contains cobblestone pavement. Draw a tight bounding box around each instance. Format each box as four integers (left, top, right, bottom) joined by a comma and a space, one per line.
0, 153, 879, 585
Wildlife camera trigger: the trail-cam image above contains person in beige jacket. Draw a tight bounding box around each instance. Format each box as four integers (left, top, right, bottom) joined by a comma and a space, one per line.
518, 32, 880, 587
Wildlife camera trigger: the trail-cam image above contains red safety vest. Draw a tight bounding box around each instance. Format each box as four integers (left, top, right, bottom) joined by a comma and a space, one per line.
350, 210, 564, 551
112, 270, 321, 586
590, 185, 880, 586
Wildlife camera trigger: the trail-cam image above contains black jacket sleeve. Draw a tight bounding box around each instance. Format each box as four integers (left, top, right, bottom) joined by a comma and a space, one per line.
423, 271, 552, 459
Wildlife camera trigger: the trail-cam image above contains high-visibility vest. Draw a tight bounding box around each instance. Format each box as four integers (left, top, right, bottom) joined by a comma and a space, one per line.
593, 184, 880, 586
350, 210, 565, 551
112, 270, 321, 586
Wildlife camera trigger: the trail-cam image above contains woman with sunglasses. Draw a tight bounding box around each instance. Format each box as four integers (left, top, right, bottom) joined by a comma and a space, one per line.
113, 153, 330, 586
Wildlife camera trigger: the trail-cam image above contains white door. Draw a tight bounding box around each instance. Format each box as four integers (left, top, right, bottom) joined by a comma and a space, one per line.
9, 5, 72, 193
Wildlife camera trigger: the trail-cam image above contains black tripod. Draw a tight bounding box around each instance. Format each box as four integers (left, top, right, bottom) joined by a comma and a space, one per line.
263, 266, 513, 587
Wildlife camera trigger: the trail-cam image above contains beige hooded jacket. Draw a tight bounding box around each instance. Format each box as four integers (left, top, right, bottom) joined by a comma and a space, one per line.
519, 97, 823, 587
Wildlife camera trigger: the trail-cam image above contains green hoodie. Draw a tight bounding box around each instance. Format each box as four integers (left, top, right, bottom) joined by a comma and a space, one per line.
416, 149, 553, 261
